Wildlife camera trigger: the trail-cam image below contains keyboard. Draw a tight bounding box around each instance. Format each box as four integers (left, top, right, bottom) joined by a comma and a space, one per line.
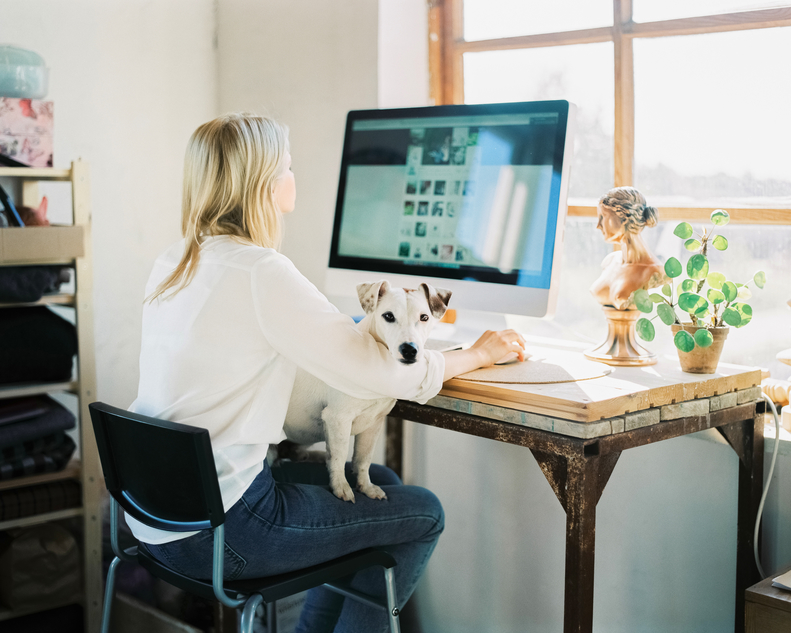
424, 338, 467, 352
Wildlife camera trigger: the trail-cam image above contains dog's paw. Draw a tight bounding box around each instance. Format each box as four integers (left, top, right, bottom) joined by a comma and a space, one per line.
332, 480, 356, 503
359, 483, 387, 500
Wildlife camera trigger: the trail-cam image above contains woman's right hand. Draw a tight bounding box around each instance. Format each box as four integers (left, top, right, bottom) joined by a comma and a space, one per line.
441, 329, 526, 381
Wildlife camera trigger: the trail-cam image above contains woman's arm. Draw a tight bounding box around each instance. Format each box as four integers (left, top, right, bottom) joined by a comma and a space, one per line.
442, 329, 526, 381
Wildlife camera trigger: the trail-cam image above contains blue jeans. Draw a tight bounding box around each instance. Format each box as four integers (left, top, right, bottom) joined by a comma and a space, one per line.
141, 460, 444, 633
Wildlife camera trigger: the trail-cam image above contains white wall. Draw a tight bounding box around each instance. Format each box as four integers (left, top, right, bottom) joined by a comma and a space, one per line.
0, 0, 218, 408
217, 0, 379, 288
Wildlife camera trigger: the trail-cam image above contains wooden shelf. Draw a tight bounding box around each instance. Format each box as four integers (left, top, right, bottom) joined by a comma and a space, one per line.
0, 460, 81, 492
0, 167, 72, 181
0, 293, 75, 308
0, 381, 78, 400
0, 598, 82, 622
0, 159, 102, 632
0, 507, 83, 531
0, 226, 84, 265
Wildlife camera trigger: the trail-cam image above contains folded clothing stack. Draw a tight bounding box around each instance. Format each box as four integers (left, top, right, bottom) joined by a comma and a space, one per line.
0, 479, 81, 521
0, 396, 76, 481
0, 266, 71, 303
0, 307, 77, 384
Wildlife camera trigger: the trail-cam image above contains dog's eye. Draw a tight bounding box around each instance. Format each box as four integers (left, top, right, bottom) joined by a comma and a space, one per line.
420, 314, 429, 322
382, 312, 395, 323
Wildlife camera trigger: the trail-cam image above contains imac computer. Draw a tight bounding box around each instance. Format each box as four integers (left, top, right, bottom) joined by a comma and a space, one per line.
324, 100, 576, 332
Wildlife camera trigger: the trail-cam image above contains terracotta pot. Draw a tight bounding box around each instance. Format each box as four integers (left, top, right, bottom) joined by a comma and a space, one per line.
671, 323, 729, 374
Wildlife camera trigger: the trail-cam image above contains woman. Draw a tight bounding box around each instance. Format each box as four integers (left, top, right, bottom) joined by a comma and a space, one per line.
129, 113, 525, 632
590, 186, 665, 310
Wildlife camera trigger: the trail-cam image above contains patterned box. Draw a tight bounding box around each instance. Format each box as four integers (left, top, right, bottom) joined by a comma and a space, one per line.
0, 98, 53, 167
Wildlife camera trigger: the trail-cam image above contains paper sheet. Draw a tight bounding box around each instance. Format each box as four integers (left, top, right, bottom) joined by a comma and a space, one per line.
771, 569, 791, 591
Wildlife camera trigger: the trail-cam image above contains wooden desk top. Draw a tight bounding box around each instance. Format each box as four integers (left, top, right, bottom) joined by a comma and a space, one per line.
746, 564, 791, 614
433, 345, 762, 438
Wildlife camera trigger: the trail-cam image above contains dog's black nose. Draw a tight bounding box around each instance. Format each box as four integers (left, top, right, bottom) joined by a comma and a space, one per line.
399, 342, 418, 362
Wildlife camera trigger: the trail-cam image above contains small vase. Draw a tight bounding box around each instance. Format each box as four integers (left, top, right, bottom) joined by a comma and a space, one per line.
671, 323, 729, 374
585, 306, 657, 367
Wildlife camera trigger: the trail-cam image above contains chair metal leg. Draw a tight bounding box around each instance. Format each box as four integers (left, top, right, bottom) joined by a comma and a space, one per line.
101, 556, 122, 633
240, 594, 263, 633
384, 567, 401, 633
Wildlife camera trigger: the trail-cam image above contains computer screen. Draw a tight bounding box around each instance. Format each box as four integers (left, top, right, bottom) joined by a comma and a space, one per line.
324, 100, 575, 318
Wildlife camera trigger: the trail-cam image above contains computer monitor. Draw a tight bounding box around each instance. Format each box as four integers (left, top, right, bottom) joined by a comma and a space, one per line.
324, 100, 576, 319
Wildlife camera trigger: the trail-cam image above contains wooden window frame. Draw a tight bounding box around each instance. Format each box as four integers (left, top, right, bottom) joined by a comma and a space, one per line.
427, 0, 791, 225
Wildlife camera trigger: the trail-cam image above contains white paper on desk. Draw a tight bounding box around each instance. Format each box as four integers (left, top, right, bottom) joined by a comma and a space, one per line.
771, 569, 791, 591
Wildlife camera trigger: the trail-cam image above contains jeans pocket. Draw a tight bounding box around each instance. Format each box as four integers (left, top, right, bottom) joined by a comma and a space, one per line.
222, 541, 247, 580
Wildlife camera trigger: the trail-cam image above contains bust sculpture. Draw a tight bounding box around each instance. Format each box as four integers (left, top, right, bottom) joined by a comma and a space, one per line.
590, 186, 665, 310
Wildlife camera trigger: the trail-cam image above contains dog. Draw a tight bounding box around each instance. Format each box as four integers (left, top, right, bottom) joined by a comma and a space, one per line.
282, 280, 451, 502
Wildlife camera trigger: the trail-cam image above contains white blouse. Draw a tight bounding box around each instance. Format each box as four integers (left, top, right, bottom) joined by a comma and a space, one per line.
127, 236, 445, 543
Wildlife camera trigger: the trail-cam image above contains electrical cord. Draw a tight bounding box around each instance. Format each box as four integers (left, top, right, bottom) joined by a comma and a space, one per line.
754, 394, 781, 579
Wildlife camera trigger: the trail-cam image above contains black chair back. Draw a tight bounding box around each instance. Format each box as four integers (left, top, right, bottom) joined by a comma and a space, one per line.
89, 402, 225, 531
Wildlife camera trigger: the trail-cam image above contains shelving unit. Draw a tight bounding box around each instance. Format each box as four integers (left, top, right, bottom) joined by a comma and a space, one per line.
0, 160, 102, 632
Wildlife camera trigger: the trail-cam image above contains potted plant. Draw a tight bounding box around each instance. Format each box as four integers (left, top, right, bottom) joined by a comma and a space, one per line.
632, 209, 766, 373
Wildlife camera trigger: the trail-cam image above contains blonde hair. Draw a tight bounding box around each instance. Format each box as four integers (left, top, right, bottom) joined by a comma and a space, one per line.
599, 186, 658, 235
148, 113, 290, 302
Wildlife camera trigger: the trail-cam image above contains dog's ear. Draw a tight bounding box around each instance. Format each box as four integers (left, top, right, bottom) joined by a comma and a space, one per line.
419, 283, 452, 319
356, 280, 391, 314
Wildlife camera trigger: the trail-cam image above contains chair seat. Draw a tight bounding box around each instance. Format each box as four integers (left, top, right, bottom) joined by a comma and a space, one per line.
138, 545, 397, 604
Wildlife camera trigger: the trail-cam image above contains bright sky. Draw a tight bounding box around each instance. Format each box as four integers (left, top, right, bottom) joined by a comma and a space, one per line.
463, 1, 791, 182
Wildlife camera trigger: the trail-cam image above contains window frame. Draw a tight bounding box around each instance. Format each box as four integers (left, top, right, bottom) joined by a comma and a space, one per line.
427, 0, 791, 224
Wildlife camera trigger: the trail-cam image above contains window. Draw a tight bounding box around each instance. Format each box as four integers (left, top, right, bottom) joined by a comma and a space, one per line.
430, 0, 791, 376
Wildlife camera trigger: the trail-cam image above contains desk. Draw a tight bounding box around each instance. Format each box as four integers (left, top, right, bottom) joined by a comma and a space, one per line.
746, 563, 791, 632
385, 352, 764, 633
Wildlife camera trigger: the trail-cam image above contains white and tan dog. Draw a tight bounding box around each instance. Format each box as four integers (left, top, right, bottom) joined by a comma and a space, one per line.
283, 280, 451, 502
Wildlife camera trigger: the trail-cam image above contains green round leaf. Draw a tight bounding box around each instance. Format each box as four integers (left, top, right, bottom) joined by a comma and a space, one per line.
707, 289, 725, 304
633, 289, 653, 313
657, 303, 676, 325
674, 222, 694, 239
737, 285, 752, 301
693, 298, 710, 316
754, 271, 766, 289
678, 292, 707, 314
636, 318, 655, 342
681, 279, 695, 292
650, 293, 665, 303
722, 281, 738, 302
733, 303, 752, 328
674, 330, 696, 353
707, 272, 725, 289
722, 307, 741, 326
686, 254, 709, 280
694, 328, 714, 348
712, 235, 728, 251
664, 257, 682, 278
684, 238, 702, 251
662, 283, 672, 297
711, 209, 730, 226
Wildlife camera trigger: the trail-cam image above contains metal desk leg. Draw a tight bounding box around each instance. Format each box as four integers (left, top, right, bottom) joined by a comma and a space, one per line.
531, 447, 621, 633
386, 416, 405, 480
718, 412, 764, 633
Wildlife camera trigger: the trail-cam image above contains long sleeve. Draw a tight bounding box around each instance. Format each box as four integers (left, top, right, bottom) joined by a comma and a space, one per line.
251, 252, 444, 404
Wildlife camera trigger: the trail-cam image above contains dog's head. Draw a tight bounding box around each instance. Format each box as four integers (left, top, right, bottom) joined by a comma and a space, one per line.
357, 280, 452, 365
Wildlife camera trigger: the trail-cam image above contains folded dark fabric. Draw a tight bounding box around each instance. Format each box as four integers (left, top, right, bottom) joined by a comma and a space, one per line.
0, 398, 75, 450
0, 479, 81, 521
0, 396, 52, 426
0, 306, 77, 384
0, 433, 76, 481
0, 266, 70, 303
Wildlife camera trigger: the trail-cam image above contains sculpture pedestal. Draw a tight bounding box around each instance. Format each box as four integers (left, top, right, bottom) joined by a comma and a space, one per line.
585, 306, 657, 367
